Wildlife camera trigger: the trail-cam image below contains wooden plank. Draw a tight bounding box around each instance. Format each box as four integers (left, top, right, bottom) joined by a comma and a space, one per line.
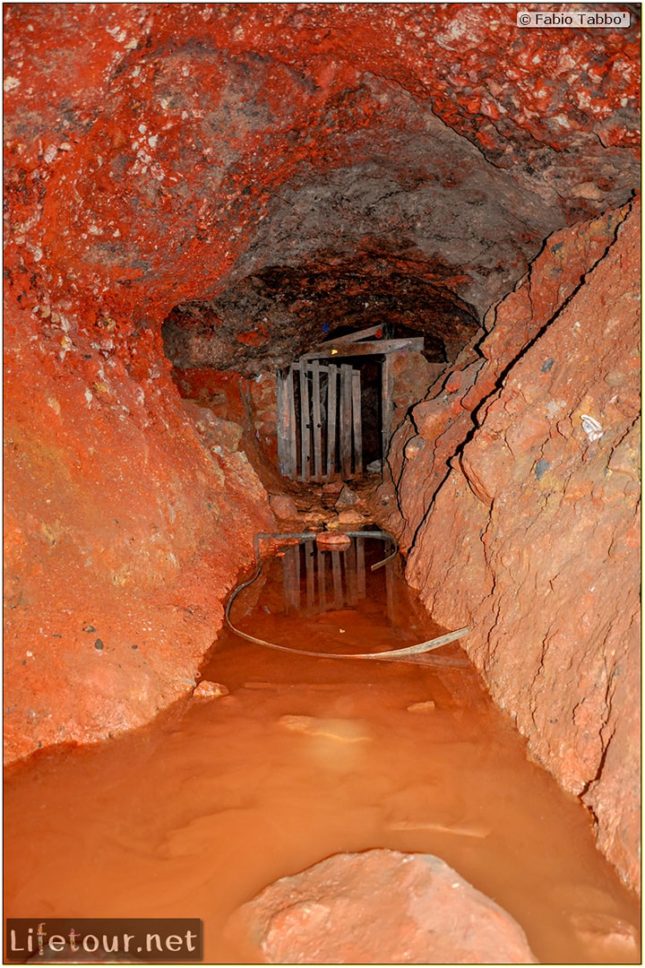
381, 355, 392, 468
310, 360, 323, 480
326, 364, 338, 479
331, 551, 343, 609
276, 370, 286, 475
318, 363, 329, 476
340, 364, 353, 479
276, 370, 296, 478
285, 366, 298, 478
324, 324, 383, 345
299, 364, 311, 481
302, 337, 424, 360
352, 368, 363, 478
356, 537, 366, 599
317, 547, 327, 610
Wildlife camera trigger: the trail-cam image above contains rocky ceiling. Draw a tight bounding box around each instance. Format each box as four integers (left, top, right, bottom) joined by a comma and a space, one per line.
5, 3, 640, 377
162, 73, 559, 372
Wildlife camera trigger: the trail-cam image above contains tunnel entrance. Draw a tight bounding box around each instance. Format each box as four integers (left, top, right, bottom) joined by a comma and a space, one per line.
277, 329, 424, 482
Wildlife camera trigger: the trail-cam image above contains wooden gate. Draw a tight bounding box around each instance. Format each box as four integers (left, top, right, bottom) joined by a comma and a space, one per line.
276, 330, 425, 483
276, 359, 362, 482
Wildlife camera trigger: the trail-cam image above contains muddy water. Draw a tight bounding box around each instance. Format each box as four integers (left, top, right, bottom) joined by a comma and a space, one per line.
4, 536, 640, 964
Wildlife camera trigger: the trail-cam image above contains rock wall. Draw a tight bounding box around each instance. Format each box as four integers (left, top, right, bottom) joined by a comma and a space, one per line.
387, 203, 640, 890
5, 303, 274, 763
3, 0, 640, 820
171, 366, 281, 480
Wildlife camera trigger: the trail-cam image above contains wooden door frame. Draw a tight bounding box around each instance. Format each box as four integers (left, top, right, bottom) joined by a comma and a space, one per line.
278, 330, 424, 481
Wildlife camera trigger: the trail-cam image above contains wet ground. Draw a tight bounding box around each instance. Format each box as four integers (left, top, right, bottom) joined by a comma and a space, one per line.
4, 535, 641, 963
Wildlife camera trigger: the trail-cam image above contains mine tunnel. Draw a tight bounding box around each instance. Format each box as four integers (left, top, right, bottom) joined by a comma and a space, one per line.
3, 4, 641, 966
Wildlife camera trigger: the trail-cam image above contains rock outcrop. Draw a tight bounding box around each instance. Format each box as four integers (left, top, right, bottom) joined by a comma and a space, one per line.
4, 341, 273, 762
385, 203, 640, 890
229, 849, 537, 964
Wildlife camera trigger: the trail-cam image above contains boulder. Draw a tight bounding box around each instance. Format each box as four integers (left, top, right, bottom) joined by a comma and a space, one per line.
229, 849, 537, 964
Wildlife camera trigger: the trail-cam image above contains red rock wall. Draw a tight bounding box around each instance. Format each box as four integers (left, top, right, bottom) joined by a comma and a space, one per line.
5, 301, 274, 764
171, 368, 251, 422
382, 204, 633, 548
390, 203, 640, 890
3, 0, 640, 828
171, 366, 281, 485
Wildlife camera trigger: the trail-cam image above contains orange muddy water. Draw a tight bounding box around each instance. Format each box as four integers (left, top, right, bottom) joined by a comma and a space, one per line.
4, 536, 641, 964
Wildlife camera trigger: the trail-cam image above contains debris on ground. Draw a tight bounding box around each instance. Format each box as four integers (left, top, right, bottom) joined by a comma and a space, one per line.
192, 681, 230, 701
407, 699, 436, 713
278, 715, 371, 743
269, 494, 299, 519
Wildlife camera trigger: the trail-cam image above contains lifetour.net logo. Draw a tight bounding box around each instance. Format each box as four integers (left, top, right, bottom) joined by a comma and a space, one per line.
517, 10, 630, 27
5, 919, 203, 964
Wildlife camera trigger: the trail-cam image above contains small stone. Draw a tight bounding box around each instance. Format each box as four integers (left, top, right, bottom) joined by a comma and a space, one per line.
444, 371, 463, 393
335, 484, 359, 509
604, 369, 625, 387
336, 508, 365, 525
580, 413, 604, 442
83, 624, 96, 633
321, 481, 344, 495
571, 181, 605, 201
278, 715, 371, 743
94, 638, 104, 651
192, 680, 229, 701
269, 494, 299, 520
404, 437, 424, 460
407, 700, 436, 713
321, 483, 344, 508
316, 531, 351, 550
534, 458, 550, 480
301, 510, 328, 525
570, 912, 639, 957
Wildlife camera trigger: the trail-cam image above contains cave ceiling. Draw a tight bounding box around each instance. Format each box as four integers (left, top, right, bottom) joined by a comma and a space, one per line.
4, 4, 640, 373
